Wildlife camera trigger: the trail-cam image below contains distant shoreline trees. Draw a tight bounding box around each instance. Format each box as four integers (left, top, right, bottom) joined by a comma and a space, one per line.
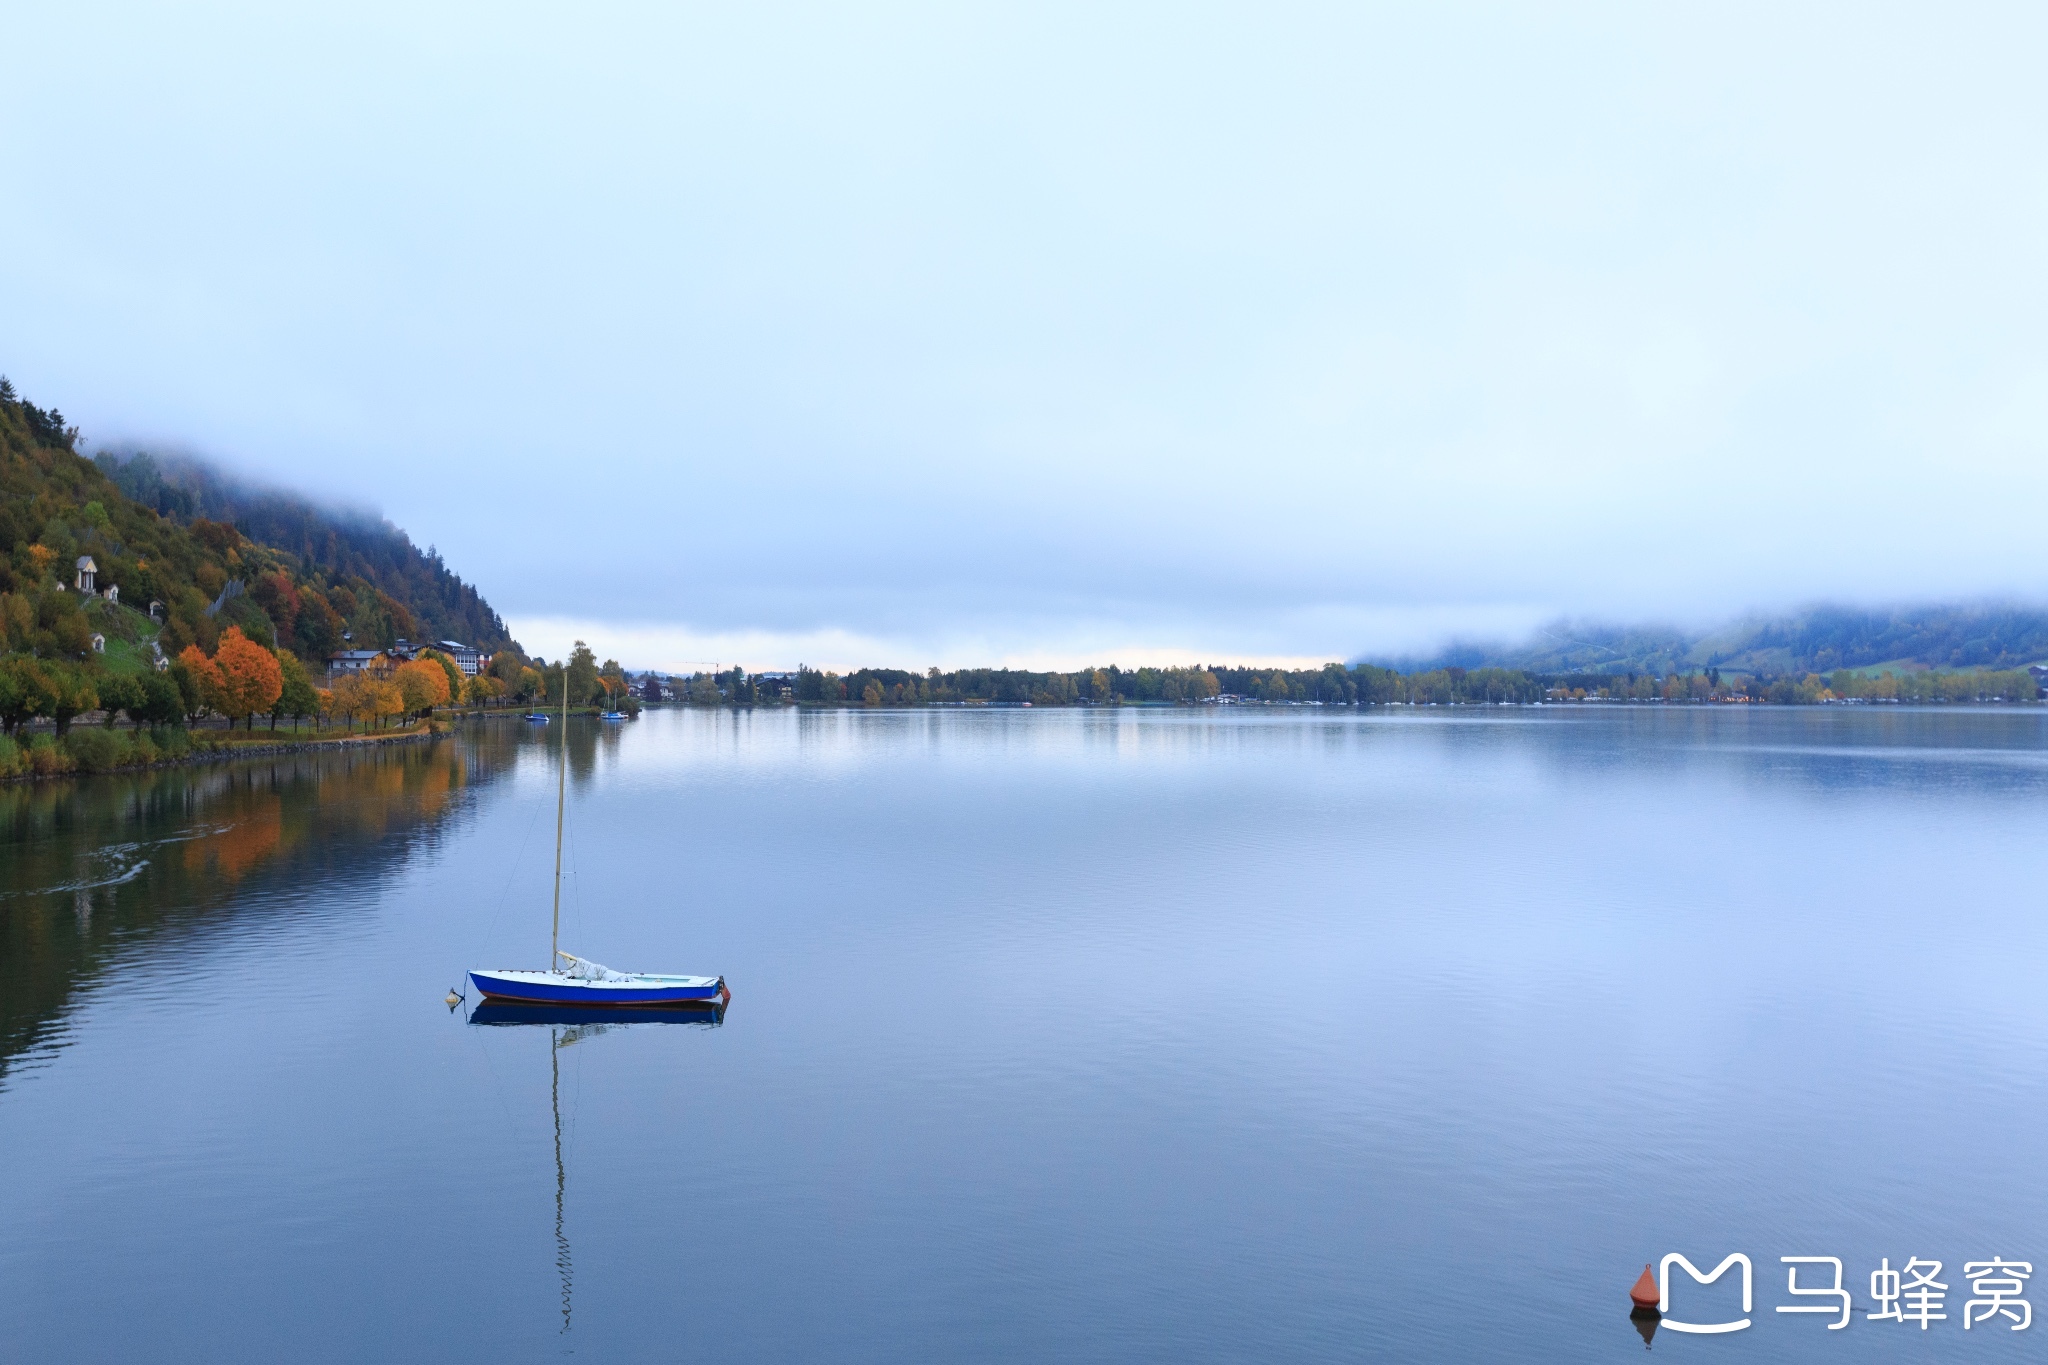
644, 662, 2043, 709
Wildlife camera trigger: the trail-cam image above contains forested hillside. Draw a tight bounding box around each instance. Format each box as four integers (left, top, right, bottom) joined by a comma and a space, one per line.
94, 449, 510, 653
0, 378, 515, 667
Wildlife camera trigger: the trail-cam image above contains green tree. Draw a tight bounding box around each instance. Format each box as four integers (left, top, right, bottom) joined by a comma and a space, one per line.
275, 650, 320, 731
0, 657, 55, 734
168, 658, 209, 724
134, 671, 186, 728
566, 641, 599, 705
97, 673, 143, 727
47, 662, 99, 736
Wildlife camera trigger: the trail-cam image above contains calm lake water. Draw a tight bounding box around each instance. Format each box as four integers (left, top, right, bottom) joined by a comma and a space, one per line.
5, 705, 2048, 1362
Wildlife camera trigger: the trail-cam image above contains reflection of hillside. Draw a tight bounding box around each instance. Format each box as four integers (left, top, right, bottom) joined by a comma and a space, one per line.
0, 732, 526, 1089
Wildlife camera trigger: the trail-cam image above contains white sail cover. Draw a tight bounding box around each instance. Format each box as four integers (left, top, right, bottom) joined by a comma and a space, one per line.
560, 955, 631, 982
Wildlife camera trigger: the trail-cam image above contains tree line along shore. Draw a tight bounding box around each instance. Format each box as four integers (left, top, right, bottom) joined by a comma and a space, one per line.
6, 650, 2042, 781
659, 662, 2045, 708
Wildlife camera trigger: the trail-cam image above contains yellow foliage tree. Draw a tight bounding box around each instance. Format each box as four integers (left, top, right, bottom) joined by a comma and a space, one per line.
364, 678, 405, 729
393, 657, 451, 718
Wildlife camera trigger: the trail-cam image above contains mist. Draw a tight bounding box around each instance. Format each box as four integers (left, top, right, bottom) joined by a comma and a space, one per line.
7, 3, 2048, 668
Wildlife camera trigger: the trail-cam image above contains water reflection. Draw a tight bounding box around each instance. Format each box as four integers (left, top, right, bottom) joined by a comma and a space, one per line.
0, 727, 552, 1090
466, 1000, 722, 1337
468, 1001, 726, 1028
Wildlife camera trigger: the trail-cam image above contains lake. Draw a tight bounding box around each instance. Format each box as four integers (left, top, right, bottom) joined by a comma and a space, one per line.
4, 705, 2048, 1362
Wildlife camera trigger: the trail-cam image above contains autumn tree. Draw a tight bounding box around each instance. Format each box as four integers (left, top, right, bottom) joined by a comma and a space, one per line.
394, 657, 451, 718
364, 678, 404, 729
422, 650, 465, 706
327, 674, 369, 732
177, 645, 225, 720
212, 627, 284, 729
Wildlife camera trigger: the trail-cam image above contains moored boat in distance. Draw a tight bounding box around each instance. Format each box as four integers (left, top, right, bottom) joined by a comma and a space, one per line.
523, 712, 550, 722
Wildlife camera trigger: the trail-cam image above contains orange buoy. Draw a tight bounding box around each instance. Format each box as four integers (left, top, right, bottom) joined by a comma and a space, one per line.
1630, 1263, 1660, 1311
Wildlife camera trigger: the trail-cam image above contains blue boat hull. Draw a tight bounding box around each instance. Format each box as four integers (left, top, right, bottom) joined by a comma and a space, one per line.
468, 969, 728, 1006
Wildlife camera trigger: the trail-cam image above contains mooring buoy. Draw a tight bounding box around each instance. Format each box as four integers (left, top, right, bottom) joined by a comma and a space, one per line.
1630, 1262, 1659, 1311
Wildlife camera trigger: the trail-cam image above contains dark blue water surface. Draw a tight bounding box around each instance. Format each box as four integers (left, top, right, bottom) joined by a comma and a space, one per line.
5, 705, 2048, 1362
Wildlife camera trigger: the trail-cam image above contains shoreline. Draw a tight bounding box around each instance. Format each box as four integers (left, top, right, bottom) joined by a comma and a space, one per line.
0, 722, 444, 783
0, 705, 627, 784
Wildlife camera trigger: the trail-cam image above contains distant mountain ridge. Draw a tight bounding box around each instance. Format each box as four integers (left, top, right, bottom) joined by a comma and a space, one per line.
1378, 604, 2048, 677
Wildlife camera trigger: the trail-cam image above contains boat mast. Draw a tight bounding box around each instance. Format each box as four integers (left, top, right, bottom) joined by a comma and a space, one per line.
551, 663, 568, 970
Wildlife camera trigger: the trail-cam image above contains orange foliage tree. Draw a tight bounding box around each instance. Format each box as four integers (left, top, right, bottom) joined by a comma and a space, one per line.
177, 644, 226, 719
212, 627, 285, 730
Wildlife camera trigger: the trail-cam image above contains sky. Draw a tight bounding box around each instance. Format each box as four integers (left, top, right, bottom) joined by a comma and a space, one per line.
6, 2, 2048, 670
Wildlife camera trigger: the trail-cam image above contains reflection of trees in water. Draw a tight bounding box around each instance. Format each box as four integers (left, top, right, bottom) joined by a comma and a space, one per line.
565, 719, 612, 788
0, 732, 525, 1089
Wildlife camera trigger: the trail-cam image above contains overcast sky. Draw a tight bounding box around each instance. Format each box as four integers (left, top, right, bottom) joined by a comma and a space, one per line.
6, 3, 2048, 668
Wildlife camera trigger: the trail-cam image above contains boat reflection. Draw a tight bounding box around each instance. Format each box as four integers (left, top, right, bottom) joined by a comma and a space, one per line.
466, 1000, 725, 1028
463, 999, 722, 1336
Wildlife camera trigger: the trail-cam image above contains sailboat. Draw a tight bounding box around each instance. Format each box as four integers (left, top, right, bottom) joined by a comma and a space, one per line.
469, 669, 729, 1009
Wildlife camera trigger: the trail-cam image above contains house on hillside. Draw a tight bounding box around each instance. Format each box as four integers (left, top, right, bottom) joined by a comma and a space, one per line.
326, 649, 391, 683
436, 641, 482, 676
75, 556, 96, 593
90, 633, 105, 653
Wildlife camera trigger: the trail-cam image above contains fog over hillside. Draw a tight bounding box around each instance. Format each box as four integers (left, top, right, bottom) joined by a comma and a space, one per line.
1375, 604, 2048, 677
93, 447, 514, 653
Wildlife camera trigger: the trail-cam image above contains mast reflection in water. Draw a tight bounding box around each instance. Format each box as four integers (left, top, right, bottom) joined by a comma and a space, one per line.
468, 1002, 725, 1333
